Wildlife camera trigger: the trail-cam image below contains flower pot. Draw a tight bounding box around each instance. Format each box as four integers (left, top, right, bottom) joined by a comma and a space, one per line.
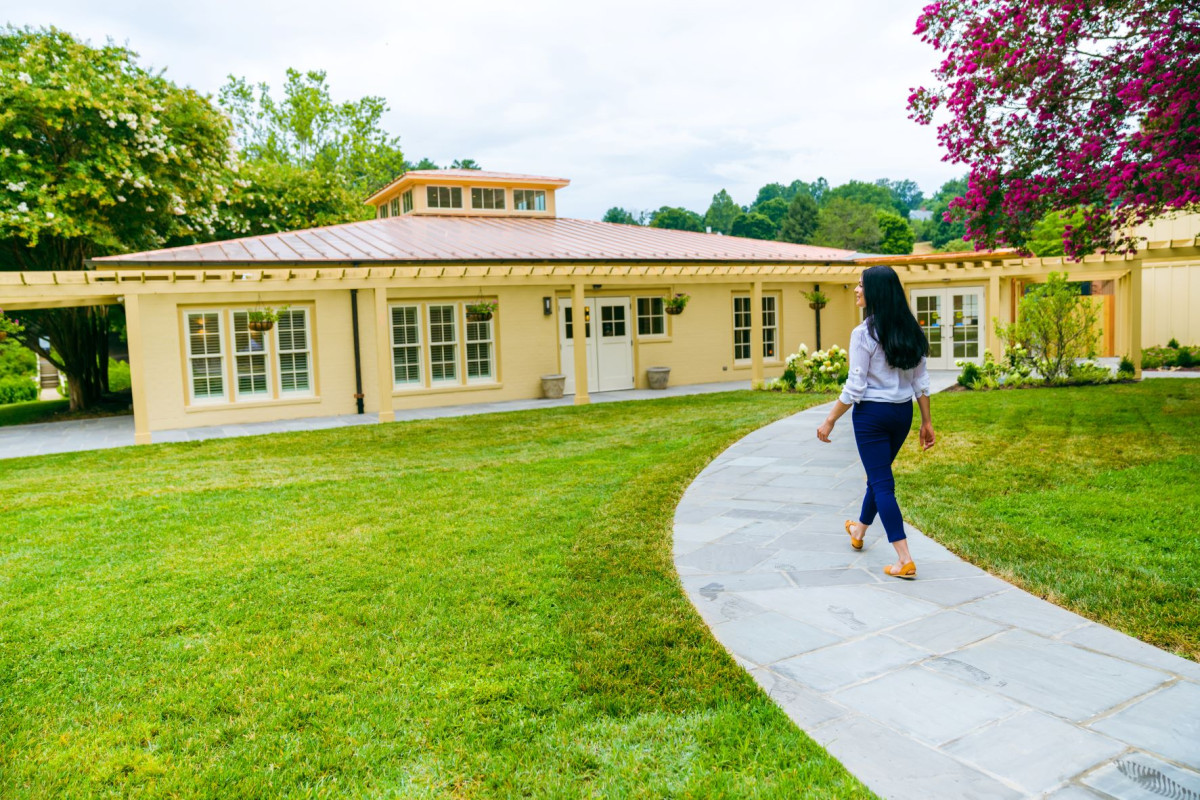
466, 312, 493, 322
248, 320, 275, 332
541, 374, 566, 399
646, 366, 671, 390
665, 306, 684, 316
809, 302, 827, 311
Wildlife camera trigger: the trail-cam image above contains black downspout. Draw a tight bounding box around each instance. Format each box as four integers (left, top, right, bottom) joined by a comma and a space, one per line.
814, 283, 822, 352
350, 289, 365, 414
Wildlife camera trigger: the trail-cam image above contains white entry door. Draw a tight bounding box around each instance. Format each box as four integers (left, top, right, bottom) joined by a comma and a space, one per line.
911, 287, 985, 370
558, 297, 635, 394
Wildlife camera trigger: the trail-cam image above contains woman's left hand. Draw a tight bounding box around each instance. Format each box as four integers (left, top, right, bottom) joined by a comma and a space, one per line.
817, 419, 835, 443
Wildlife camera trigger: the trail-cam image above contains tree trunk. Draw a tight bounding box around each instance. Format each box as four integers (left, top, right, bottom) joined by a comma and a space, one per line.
20, 306, 109, 411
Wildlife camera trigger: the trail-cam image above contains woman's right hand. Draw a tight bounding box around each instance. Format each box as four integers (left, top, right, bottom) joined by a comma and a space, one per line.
919, 421, 936, 450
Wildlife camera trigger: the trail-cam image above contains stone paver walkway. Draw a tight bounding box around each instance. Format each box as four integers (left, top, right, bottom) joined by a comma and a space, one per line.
0, 380, 752, 460
674, 388, 1200, 799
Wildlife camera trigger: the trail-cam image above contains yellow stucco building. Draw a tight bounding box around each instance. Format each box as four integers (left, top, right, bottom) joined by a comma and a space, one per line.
1, 169, 1194, 444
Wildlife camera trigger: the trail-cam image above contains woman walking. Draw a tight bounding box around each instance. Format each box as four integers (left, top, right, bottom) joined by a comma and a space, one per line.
816, 265, 935, 579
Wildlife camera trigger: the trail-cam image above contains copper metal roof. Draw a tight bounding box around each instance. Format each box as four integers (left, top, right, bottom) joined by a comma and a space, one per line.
92, 216, 859, 266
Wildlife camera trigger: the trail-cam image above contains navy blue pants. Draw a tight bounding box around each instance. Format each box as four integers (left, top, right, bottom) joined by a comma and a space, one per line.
852, 400, 913, 543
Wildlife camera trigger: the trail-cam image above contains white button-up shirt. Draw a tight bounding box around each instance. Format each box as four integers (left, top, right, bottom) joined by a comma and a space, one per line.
838, 320, 931, 405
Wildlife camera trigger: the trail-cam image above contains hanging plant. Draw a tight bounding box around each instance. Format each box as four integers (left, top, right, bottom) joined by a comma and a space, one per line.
664, 293, 690, 315
803, 289, 829, 311
247, 306, 286, 332
466, 300, 498, 322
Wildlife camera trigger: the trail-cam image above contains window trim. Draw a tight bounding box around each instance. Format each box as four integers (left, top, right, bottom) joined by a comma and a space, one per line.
276, 307, 315, 396
401, 189, 413, 214
184, 309, 228, 405
388, 300, 501, 392
732, 293, 781, 364
470, 187, 506, 210
635, 296, 667, 338
390, 303, 424, 388
231, 310, 273, 401
427, 185, 463, 209
513, 189, 546, 211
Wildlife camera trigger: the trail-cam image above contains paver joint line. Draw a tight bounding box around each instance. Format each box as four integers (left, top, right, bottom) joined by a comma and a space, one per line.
673, 378, 1200, 800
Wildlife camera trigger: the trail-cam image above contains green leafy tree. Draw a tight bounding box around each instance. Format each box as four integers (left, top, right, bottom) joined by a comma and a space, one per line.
649, 206, 704, 232
602, 207, 645, 225
810, 199, 881, 251
937, 237, 974, 252
450, 159, 481, 170
704, 189, 740, 235
876, 212, 916, 254
796, 177, 829, 205
823, 181, 903, 216
219, 69, 406, 199
0, 27, 233, 409
996, 272, 1100, 381
410, 157, 440, 170
876, 179, 924, 213
1026, 208, 1087, 257
730, 212, 776, 240
213, 161, 365, 239
755, 197, 790, 228
777, 192, 819, 243
924, 176, 969, 248
752, 183, 788, 207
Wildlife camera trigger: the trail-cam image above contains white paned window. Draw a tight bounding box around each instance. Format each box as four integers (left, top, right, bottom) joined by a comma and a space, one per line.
762, 295, 778, 360
471, 187, 505, 210
378, 203, 389, 219
636, 297, 665, 336
428, 304, 458, 383
733, 295, 779, 361
389, 197, 400, 216
276, 309, 313, 395
465, 317, 495, 382
391, 305, 423, 386
232, 311, 271, 400
401, 190, 413, 213
733, 297, 752, 361
427, 186, 463, 209
186, 311, 225, 402
513, 189, 546, 211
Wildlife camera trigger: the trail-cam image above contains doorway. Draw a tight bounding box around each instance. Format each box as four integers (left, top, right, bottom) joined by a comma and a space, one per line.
558, 297, 635, 393
910, 287, 986, 370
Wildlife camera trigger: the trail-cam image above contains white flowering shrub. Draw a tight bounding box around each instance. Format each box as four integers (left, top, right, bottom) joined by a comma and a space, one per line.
769, 343, 849, 392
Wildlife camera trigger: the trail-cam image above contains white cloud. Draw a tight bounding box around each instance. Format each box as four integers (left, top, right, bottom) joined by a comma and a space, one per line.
11, 0, 965, 219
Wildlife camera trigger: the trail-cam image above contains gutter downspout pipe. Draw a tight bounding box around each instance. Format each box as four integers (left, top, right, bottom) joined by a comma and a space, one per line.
350, 289, 365, 414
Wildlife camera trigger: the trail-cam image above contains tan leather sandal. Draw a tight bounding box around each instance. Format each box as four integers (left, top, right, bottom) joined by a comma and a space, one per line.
844, 519, 864, 550
883, 561, 917, 579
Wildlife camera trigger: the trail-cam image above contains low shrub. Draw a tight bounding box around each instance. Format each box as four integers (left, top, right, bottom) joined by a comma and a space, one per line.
765, 343, 849, 392
108, 359, 131, 392
1142, 344, 1200, 369
956, 350, 1117, 390
0, 376, 38, 405
1118, 356, 1136, 378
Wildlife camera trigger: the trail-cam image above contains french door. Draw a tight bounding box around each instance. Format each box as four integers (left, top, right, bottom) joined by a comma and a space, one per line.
910, 287, 985, 370
558, 297, 634, 393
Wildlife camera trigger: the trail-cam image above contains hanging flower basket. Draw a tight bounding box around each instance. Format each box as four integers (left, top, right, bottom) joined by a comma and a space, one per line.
808, 302, 827, 311
664, 293, 690, 315
247, 305, 286, 332
466, 300, 497, 322
804, 290, 829, 312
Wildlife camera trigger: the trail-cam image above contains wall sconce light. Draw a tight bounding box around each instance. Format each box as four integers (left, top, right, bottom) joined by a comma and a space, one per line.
542, 297, 552, 316
592, 283, 602, 290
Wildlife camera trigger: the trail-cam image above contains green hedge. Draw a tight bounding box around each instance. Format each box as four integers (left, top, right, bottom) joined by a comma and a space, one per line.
0, 376, 38, 405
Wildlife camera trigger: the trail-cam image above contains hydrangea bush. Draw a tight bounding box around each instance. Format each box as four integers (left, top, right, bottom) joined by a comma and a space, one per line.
766, 343, 849, 392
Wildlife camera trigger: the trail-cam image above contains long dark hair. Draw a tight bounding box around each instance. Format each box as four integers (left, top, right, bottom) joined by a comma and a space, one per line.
862, 265, 928, 370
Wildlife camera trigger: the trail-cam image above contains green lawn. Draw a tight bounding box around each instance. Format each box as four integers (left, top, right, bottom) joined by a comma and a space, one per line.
0, 392, 875, 799
0, 395, 132, 427
896, 379, 1200, 660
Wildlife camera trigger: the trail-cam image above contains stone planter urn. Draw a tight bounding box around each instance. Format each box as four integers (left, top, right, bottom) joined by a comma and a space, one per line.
541, 374, 566, 399
646, 366, 671, 390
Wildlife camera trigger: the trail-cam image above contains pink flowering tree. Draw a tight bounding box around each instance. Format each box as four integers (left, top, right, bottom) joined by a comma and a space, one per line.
909, 1, 1200, 258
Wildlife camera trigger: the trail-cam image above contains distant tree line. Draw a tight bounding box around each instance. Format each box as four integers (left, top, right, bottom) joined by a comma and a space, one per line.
603, 176, 974, 255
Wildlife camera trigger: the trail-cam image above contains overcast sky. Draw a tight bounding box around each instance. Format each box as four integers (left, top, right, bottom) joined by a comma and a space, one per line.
7, 0, 963, 221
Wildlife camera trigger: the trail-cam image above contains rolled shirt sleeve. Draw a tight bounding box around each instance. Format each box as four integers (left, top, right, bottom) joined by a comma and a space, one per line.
911, 356, 931, 398
838, 326, 872, 405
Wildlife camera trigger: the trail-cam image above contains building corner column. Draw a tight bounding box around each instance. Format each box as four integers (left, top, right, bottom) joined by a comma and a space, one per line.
987, 274, 1002, 359
1130, 260, 1143, 379
572, 281, 590, 405
374, 288, 395, 422
751, 280, 764, 385
124, 294, 152, 445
